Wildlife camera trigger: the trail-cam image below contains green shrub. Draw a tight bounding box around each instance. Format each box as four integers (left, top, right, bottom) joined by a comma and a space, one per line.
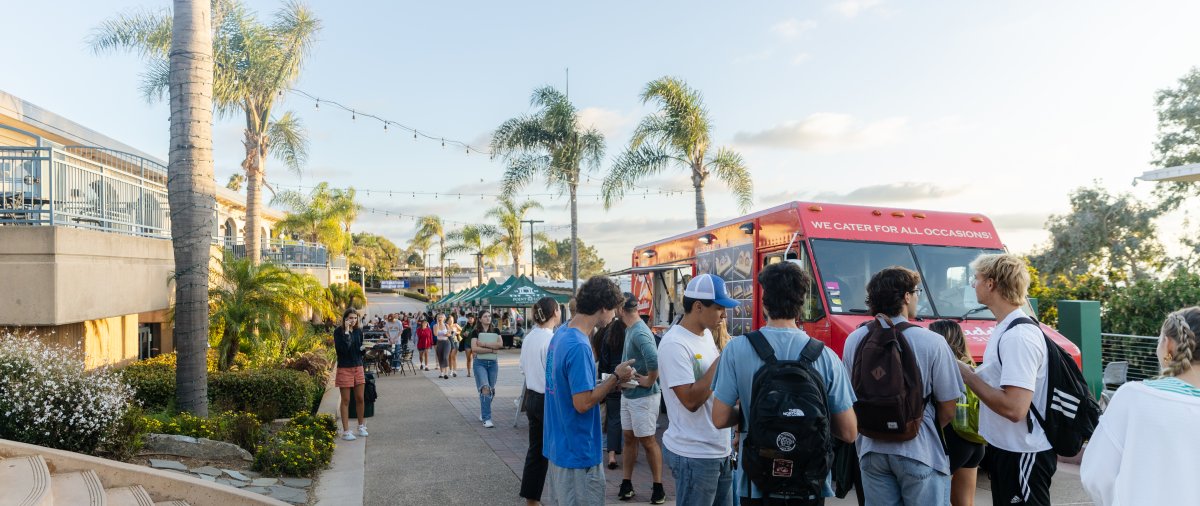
121, 361, 176, 410
252, 412, 337, 477
0, 332, 133, 454
141, 410, 265, 454
403, 290, 429, 302
209, 369, 318, 421
96, 405, 153, 461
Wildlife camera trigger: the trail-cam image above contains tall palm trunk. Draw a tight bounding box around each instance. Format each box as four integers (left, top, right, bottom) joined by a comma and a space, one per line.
476, 254, 483, 285
169, 0, 214, 416
570, 181, 579, 293
692, 164, 707, 228
439, 237, 446, 296
242, 130, 266, 264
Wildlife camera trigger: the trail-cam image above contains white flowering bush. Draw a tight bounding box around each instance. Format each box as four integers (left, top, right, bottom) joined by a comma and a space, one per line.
0, 332, 133, 454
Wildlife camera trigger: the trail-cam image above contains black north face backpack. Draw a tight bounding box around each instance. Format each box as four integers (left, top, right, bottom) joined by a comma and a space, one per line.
1003, 318, 1101, 457
742, 331, 832, 503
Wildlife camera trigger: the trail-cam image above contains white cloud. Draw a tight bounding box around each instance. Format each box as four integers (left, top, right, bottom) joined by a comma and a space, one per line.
733, 113, 908, 152
576, 107, 636, 141
831, 0, 883, 18
771, 18, 817, 39
791, 52, 812, 65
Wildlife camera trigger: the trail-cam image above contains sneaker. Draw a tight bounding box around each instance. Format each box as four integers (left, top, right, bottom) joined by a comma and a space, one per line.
452, 371, 457, 377
357, 425, 369, 437
342, 431, 357, 441
618, 480, 635, 501
650, 483, 665, 504
479, 414, 483, 422
483, 420, 495, 428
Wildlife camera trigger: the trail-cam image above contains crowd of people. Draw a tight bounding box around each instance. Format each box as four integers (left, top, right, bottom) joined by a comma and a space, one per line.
329, 252, 1200, 506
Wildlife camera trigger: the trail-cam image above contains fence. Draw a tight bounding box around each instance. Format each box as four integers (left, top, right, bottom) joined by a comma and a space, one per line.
0, 145, 170, 238
1100, 332, 1160, 382
219, 239, 329, 267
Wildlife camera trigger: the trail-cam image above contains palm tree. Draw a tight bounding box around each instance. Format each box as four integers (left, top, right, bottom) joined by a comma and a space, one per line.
92, 0, 321, 264
446, 225, 504, 286
408, 234, 433, 295
414, 215, 447, 294
166, 0, 215, 416
486, 197, 545, 276
492, 86, 605, 293
602, 76, 754, 228
327, 281, 367, 314
273, 182, 351, 258
209, 253, 332, 370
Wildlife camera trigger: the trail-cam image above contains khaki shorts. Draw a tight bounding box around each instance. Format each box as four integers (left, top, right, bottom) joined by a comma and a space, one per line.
620, 392, 661, 438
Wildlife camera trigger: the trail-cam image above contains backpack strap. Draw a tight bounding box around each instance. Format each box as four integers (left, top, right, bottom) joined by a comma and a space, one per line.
799, 337, 825, 364
999, 316, 1042, 434
745, 330, 776, 365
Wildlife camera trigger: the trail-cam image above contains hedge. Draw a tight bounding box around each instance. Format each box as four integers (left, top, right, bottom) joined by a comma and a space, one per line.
122, 358, 320, 421
403, 290, 429, 302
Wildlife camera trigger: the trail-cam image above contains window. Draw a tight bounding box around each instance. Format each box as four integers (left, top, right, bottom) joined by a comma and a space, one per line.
912, 245, 1004, 319
762, 244, 825, 322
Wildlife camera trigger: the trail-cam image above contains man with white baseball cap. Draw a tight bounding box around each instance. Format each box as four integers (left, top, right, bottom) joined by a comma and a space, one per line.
659, 273, 740, 506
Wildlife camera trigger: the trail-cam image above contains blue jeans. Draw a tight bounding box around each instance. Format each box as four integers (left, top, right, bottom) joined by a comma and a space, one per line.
859, 452, 950, 506
391, 343, 402, 368
473, 358, 499, 421
664, 446, 733, 506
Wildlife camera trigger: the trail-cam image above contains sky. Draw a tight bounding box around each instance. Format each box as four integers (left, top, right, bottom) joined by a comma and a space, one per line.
3, 0, 1198, 271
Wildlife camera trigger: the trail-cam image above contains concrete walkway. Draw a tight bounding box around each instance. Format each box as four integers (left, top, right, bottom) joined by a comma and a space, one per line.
318, 343, 1093, 505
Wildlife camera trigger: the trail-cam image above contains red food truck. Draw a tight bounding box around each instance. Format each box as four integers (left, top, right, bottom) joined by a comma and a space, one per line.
623, 201, 1080, 363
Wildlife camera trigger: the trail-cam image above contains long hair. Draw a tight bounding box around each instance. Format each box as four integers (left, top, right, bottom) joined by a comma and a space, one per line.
929, 319, 972, 365
603, 317, 628, 358
714, 319, 732, 351
1161, 307, 1200, 377
341, 308, 360, 330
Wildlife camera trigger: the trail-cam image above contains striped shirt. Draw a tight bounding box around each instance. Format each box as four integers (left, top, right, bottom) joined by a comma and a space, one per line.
1144, 377, 1200, 398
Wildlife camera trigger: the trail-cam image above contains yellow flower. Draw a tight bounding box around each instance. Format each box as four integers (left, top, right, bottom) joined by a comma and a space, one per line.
694, 353, 703, 360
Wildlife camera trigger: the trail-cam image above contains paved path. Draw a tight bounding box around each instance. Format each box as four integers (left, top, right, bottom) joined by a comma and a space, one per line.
343, 341, 1094, 505
364, 292, 427, 317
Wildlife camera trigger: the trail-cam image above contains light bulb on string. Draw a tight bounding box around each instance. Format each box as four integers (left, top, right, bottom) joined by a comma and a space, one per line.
351, 111, 356, 121
413, 131, 417, 140
441, 138, 445, 148
314, 99, 319, 110
384, 123, 388, 131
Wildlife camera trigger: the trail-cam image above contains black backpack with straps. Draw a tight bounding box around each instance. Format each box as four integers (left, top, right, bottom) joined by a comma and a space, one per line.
1001, 317, 1100, 457
742, 331, 832, 503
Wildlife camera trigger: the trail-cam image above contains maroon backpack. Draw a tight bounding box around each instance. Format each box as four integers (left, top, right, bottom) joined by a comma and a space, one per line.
851, 315, 925, 441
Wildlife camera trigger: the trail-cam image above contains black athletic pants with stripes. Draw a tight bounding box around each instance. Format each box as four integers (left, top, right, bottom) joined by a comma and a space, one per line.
986, 446, 1056, 506
519, 390, 548, 501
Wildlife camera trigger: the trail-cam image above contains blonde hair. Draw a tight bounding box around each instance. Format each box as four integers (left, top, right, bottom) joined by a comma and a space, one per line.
970, 253, 1030, 306
1161, 307, 1200, 377
714, 319, 732, 351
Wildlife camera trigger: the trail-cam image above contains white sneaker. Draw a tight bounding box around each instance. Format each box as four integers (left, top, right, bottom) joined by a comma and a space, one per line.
357, 425, 369, 437
483, 420, 495, 428
479, 415, 483, 422
342, 431, 357, 441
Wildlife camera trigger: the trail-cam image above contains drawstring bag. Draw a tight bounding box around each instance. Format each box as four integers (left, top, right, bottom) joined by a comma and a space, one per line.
952, 384, 987, 445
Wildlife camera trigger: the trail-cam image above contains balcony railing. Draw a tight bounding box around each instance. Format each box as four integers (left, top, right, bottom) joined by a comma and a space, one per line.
0, 145, 170, 238
218, 238, 329, 267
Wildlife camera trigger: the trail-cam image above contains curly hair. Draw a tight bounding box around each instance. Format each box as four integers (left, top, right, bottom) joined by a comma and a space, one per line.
866, 266, 920, 317
759, 262, 812, 320
575, 276, 624, 315
1161, 307, 1200, 377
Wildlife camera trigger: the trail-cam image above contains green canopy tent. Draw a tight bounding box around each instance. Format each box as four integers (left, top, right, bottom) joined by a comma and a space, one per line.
453, 279, 498, 308
479, 276, 570, 307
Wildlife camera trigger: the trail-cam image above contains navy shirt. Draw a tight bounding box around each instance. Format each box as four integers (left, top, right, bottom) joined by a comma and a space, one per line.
543, 327, 602, 469
334, 327, 365, 368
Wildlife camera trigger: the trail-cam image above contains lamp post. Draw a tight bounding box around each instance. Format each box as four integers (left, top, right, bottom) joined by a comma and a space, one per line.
521, 219, 543, 280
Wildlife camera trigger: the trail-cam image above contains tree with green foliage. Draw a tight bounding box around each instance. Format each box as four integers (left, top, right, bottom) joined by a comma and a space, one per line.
492, 86, 605, 293
350, 232, 400, 280
414, 215, 448, 293
603, 76, 753, 228
1028, 184, 1168, 283
226, 173, 245, 191
1105, 268, 1200, 335
209, 254, 333, 370
273, 182, 355, 258
1153, 67, 1200, 207
486, 197, 545, 276
446, 225, 504, 285
535, 238, 606, 280
92, 0, 321, 265
326, 281, 366, 314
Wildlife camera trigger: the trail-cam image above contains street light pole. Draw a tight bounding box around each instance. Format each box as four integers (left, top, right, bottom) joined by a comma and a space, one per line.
522, 219, 543, 280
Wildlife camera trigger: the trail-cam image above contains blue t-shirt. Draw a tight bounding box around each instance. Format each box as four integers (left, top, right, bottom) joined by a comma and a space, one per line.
713, 326, 856, 499
543, 326, 602, 469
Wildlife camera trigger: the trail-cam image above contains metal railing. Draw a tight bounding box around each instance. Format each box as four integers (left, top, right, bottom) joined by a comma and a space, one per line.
1100, 332, 1160, 382
218, 238, 329, 267
0, 145, 170, 238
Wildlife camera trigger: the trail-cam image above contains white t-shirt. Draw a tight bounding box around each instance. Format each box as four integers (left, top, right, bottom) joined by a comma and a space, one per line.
519, 327, 553, 394
383, 321, 402, 345
976, 308, 1051, 453
659, 324, 731, 459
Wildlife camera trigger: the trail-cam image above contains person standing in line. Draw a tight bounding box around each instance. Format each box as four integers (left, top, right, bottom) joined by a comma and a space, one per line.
433, 313, 453, 379
334, 309, 369, 441
518, 297, 561, 506
841, 267, 962, 505
712, 261, 858, 505
658, 274, 739, 506
384, 314, 403, 370
929, 319, 986, 506
416, 318, 433, 371
447, 316, 463, 377
597, 318, 627, 470
616, 293, 665, 504
544, 276, 636, 506
1081, 307, 1200, 505
461, 313, 479, 378
957, 254, 1054, 506
472, 315, 505, 428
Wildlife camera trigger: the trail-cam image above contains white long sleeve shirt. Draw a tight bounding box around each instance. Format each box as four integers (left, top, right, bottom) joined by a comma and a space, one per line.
519, 327, 553, 394
1081, 379, 1200, 506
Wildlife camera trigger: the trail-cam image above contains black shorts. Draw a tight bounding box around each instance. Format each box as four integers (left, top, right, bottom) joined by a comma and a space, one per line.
945, 428, 985, 471
985, 446, 1056, 506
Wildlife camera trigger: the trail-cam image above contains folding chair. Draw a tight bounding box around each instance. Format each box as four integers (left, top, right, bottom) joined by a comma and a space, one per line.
397, 346, 417, 376
1100, 361, 1129, 411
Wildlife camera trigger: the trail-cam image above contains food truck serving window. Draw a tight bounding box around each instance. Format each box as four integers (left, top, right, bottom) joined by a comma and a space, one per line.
810, 239, 1003, 320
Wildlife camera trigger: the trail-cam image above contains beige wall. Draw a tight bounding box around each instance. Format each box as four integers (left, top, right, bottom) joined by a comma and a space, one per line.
0, 226, 174, 326
6, 313, 141, 369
